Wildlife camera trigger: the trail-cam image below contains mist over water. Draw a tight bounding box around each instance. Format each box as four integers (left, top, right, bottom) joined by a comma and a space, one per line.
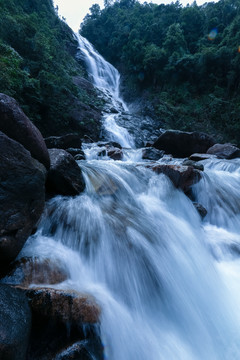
19, 36, 240, 359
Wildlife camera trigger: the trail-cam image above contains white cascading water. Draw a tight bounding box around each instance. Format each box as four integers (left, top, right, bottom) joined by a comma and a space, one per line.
18, 36, 240, 359
76, 34, 135, 148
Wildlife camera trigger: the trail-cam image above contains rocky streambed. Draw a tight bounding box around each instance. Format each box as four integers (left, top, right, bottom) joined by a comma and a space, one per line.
1, 93, 240, 359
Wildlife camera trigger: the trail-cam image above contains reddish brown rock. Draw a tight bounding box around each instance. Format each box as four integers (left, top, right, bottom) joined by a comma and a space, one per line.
2, 257, 68, 287
107, 148, 123, 160
206, 143, 240, 159
0, 93, 50, 169
25, 287, 101, 325
152, 164, 201, 192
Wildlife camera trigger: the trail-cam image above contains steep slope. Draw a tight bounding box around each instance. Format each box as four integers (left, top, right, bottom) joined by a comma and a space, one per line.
0, 0, 103, 139
81, 0, 240, 145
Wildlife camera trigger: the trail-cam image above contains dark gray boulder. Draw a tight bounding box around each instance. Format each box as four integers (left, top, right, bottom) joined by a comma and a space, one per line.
153, 130, 215, 158
0, 284, 31, 360
0, 93, 50, 169
44, 134, 82, 150
206, 143, 240, 159
0, 132, 46, 267
46, 149, 85, 196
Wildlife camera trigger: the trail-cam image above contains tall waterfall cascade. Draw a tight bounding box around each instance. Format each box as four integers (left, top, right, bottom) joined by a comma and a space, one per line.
76, 33, 135, 149
17, 35, 240, 359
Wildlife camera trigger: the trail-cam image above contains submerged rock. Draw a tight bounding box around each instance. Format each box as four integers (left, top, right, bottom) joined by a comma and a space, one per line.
206, 143, 240, 159
0, 132, 46, 267
153, 130, 215, 158
142, 147, 165, 161
46, 149, 85, 196
97, 141, 122, 149
107, 147, 123, 160
0, 284, 31, 360
151, 164, 201, 192
53, 341, 95, 360
0, 93, 50, 169
45, 134, 82, 150
193, 203, 208, 219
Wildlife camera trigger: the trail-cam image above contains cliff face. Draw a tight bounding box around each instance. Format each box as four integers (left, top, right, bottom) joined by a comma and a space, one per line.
0, 0, 103, 139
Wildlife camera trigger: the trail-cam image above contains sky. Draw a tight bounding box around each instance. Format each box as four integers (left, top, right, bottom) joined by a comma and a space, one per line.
53, 0, 217, 32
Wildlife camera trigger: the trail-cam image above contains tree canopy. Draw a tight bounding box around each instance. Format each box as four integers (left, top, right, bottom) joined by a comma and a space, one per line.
81, 0, 240, 144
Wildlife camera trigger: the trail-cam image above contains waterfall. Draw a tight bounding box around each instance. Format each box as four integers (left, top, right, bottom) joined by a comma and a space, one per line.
17, 36, 240, 359
76, 34, 135, 148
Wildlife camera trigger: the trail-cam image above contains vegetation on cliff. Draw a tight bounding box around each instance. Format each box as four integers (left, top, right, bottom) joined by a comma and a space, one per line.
0, 0, 103, 137
81, 0, 240, 144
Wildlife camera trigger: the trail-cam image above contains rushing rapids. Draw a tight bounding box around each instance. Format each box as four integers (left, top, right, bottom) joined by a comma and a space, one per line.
18, 36, 240, 359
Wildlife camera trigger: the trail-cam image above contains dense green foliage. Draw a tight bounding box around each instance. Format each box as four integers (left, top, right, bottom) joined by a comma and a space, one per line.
81, 0, 240, 144
0, 0, 102, 136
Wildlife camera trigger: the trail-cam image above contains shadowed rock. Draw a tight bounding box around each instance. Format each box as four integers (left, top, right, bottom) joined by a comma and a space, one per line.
45, 134, 82, 150
46, 149, 85, 196
0, 284, 31, 360
0, 93, 50, 169
153, 130, 215, 158
0, 132, 46, 267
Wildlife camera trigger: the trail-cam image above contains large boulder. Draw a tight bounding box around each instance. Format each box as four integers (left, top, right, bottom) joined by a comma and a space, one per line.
206, 143, 240, 159
0, 93, 50, 169
151, 164, 201, 192
23, 287, 103, 360
45, 134, 82, 150
153, 130, 215, 158
0, 132, 46, 267
0, 284, 31, 360
46, 149, 85, 196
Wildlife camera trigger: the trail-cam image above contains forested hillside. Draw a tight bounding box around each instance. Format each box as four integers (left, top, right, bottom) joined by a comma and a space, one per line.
81, 0, 240, 144
0, 0, 103, 137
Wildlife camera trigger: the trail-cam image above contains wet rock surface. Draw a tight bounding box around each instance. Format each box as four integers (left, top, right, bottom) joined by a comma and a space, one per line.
2, 257, 68, 287
0, 132, 46, 268
46, 149, 85, 196
53, 341, 95, 360
0, 93, 50, 169
24, 287, 103, 360
182, 159, 204, 171
25, 287, 101, 324
153, 130, 215, 158
189, 153, 217, 161
0, 284, 31, 360
107, 147, 123, 160
151, 164, 201, 192
142, 147, 165, 161
206, 143, 240, 159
